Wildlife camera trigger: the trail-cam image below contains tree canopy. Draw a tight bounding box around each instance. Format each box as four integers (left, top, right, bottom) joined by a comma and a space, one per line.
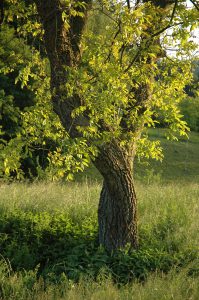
1, 0, 198, 180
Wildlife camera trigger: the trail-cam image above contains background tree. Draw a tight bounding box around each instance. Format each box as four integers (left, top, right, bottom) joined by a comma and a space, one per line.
2, 0, 198, 250
0, 24, 68, 179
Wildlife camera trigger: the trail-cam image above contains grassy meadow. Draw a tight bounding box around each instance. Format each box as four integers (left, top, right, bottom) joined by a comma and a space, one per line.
0, 130, 199, 299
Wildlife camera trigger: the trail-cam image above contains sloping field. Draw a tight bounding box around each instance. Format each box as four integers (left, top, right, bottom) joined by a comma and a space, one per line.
135, 129, 199, 182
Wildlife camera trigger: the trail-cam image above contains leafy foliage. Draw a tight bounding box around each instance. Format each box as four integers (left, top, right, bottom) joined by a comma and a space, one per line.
0, 25, 94, 180
57, 0, 198, 158
1, 0, 199, 180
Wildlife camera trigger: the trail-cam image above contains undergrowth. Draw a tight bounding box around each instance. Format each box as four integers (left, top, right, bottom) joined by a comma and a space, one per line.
0, 181, 198, 299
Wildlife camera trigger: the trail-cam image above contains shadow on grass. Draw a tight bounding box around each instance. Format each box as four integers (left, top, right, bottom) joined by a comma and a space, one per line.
0, 212, 198, 284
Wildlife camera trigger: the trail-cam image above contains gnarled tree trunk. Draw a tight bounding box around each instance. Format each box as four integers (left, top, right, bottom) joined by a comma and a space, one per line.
93, 142, 138, 250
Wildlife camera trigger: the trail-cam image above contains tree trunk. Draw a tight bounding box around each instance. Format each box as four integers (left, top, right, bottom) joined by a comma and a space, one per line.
33, 0, 91, 137
94, 141, 138, 251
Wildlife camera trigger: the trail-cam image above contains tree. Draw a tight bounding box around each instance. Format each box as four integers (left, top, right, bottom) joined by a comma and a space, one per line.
2, 0, 198, 250
0, 23, 76, 180
0, 24, 41, 179
0, 24, 61, 179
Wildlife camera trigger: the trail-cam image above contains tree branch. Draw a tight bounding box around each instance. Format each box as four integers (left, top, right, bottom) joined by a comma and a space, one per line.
152, 0, 178, 38
105, 20, 121, 62
124, 0, 181, 72
126, 0, 131, 10
124, 48, 141, 72
0, 0, 4, 25
189, 0, 199, 11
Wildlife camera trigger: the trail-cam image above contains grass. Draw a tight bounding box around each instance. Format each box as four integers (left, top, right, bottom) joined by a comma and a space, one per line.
0, 180, 199, 299
0, 129, 199, 299
135, 129, 199, 183
0, 265, 199, 300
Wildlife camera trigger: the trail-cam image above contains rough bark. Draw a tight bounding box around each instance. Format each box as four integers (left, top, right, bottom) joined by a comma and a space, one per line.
93, 141, 138, 250
34, 0, 91, 137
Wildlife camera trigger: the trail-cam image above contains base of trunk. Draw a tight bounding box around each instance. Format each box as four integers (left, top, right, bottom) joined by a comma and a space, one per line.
98, 180, 138, 251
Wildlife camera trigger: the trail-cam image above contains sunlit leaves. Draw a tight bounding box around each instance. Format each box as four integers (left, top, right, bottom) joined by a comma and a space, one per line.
71, 0, 198, 158
4, 0, 43, 39
136, 137, 163, 161
0, 136, 25, 179
46, 138, 98, 181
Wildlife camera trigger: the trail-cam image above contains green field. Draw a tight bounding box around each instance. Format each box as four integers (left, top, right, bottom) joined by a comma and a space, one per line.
0, 130, 199, 299
135, 129, 199, 183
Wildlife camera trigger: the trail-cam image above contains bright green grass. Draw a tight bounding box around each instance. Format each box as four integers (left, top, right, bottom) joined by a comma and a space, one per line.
0, 181, 198, 251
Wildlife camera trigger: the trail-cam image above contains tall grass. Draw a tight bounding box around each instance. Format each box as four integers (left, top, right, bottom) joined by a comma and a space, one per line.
0, 262, 198, 300
1, 181, 198, 248
0, 180, 198, 299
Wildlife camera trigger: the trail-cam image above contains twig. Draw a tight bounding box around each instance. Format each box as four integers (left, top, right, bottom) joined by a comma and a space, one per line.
124, 48, 141, 72
105, 20, 122, 62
